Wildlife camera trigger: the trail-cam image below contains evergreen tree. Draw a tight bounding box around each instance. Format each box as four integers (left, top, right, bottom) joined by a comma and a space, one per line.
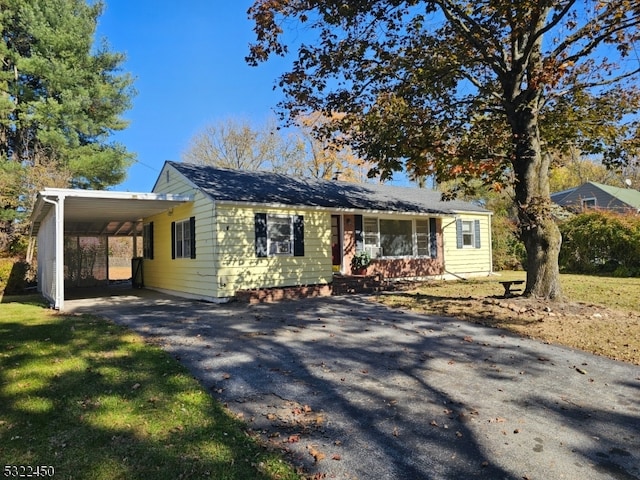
0, 0, 135, 252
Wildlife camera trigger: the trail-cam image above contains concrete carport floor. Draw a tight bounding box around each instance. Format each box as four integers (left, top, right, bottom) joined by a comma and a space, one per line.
66, 290, 640, 480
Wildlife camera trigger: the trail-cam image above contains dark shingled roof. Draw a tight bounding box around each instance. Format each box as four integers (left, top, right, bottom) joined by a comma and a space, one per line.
168, 161, 490, 215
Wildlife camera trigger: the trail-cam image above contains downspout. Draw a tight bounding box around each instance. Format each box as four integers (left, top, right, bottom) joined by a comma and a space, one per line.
42, 194, 65, 310
488, 213, 494, 275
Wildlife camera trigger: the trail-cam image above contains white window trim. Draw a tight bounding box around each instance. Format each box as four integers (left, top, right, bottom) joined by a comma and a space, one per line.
461, 220, 475, 248
174, 218, 192, 259
415, 219, 431, 257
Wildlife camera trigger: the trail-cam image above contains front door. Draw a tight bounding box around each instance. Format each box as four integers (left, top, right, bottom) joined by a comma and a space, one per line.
331, 215, 341, 272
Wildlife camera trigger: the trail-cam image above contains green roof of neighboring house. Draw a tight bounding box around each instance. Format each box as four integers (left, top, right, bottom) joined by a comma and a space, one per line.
589, 182, 640, 210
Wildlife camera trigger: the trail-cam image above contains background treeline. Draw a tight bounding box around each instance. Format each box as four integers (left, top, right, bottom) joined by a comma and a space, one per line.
491, 208, 640, 277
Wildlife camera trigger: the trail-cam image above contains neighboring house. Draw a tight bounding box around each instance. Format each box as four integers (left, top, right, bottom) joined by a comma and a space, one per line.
551, 182, 640, 214
30, 161, 493, 308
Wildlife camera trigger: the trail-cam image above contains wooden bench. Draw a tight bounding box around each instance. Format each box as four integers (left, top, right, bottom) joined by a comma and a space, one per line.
499, 280, 525, 297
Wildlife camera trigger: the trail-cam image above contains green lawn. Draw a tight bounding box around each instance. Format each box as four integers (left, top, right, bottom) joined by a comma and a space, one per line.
0, 297, 300, 480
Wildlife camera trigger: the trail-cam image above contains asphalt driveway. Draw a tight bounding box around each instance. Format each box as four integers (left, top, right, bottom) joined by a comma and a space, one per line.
66, 289, 640, 480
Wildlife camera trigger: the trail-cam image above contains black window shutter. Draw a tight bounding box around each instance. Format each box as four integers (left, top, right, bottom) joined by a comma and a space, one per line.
171, 221, 176, 259
354, 215, 363, 251
255, 213, 267, 257
293, 215, 304, 257
474, 219, 481, 248
429, 218, 437, 259
190, 216, 196, 259
149, 222, 154, 260
456, 218, 463, 249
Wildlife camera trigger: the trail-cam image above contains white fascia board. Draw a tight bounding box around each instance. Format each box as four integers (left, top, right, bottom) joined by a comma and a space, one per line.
450, 209, 493, 216
39, 188, 193, 202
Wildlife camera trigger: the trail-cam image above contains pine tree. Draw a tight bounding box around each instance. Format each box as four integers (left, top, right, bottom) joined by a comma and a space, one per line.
0, 0, 135, 252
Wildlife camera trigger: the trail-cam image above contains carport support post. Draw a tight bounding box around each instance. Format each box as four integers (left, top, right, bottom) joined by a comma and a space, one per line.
42, 193, 66, 310
55, 194, 65, 310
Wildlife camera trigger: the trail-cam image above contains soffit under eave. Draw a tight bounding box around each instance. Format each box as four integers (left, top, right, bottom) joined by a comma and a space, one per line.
31, 194, 191, 237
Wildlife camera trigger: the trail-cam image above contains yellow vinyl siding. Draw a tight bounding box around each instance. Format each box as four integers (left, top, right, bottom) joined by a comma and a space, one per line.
152, 164, 199, 197
442, 213, 492, 276
144, 164, 219, 299
215, 204, 332, 297
141, 197, 218, 298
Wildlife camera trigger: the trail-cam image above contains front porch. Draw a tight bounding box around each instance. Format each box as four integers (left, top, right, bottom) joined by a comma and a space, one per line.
330, 273, 387, 295
332, 213, 444, 278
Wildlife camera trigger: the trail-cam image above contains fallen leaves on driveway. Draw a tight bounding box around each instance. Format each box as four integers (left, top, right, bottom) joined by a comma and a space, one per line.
308, 445, 326, 462
261, 400, 326, 431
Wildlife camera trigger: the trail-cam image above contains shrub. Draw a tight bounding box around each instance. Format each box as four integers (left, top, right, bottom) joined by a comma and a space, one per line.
491, 215, 526, 270
559, 210, 640, 276
0, 257, 36, 295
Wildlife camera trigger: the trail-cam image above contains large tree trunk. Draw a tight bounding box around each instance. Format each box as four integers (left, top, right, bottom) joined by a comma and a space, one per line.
509, 107, 563, 300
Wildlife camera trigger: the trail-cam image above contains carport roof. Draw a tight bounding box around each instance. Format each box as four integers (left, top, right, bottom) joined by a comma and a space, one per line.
30, 188, 192, 237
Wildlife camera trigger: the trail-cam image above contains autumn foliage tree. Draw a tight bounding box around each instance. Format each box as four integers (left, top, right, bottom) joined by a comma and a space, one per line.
183, 114, 373, 181
247, 0, 640, 299
292, 111, 374, 181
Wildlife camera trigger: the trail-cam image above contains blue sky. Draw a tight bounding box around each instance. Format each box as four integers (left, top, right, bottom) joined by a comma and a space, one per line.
97, 1, 292, 192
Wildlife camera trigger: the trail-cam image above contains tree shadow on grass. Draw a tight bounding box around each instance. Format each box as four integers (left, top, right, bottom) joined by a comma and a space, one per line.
0, 306, 299, 480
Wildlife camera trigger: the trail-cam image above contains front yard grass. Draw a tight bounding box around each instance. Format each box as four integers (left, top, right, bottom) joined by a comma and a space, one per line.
375, 272, 640, 365
0, 296, 300, 480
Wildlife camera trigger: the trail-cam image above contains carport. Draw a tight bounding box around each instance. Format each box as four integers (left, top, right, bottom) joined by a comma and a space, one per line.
29, 188, 192, 310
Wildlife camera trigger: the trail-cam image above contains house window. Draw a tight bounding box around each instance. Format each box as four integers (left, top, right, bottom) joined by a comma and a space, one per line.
415, 220, 430, 256
380, 219, 413, 256
172, 217, 196, 259
362, 217, 435, 258
255, 213, 304, 257
456, 219, 481, 249
582, 198, 596, 209
143, 222, 154, 259
461, 221, 474, 247
363, 218, 379, 256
